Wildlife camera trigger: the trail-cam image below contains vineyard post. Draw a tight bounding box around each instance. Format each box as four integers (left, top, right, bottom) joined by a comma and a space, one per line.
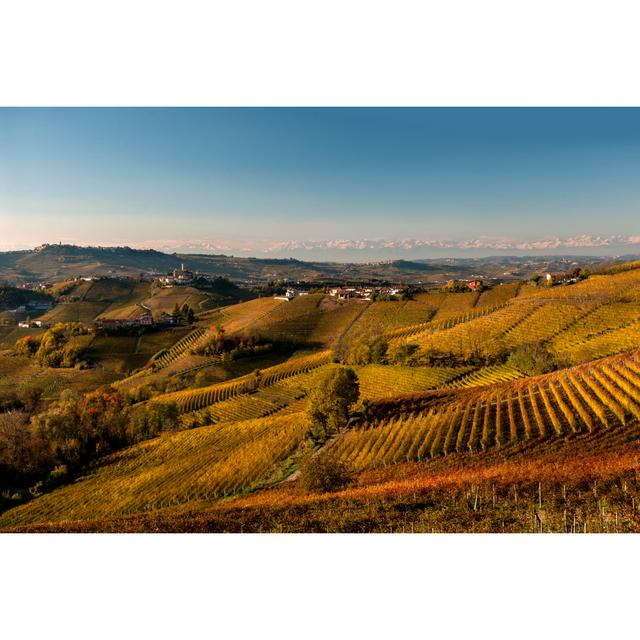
538, 482, 542, 508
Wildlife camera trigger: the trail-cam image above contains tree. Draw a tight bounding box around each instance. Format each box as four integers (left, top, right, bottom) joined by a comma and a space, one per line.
307, 367, 359, 444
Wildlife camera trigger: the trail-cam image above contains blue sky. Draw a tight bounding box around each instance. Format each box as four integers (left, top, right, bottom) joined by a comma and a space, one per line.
1, 108, 640, 257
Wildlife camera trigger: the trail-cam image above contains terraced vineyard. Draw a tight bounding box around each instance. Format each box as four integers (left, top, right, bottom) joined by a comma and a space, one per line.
0, 412, 310, 528
152, 327, 209, 369
385, 302, 508, 341
330, 349, 640, 470
475, 282, 521, 307
179, 377, 309, 428
430, 291, 479, 320
444, 364, 525, 389
355, 364, 474, 399
216, 297, 285, 335
6, 261, 640, 534
151, 350, 333, 412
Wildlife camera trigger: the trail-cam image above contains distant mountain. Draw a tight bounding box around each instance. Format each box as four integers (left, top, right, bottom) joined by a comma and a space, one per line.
143, 235, 640, 261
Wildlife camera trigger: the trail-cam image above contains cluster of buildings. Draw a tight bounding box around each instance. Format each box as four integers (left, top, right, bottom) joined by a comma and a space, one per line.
159, 264, 195, 286
95, 312, 154, 332
94, 310, 185, 332
328, 285, 407, 300
274, 288, 311, 301
18, 319, 50, 329
544, 271, 580, 285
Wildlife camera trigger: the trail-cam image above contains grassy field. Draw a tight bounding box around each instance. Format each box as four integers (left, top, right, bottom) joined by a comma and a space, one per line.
84, 327, 193, 373
0, 352, 118, 401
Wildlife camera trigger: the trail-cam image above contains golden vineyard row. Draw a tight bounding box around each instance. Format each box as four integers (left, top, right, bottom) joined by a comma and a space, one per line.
331, 350, 640, 470
150, 350, 333, 413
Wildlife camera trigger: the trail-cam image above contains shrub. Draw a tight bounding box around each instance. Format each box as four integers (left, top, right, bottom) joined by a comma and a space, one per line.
507, 342, 558, 376
345, 332, 388, 365
300, 450, 353, 493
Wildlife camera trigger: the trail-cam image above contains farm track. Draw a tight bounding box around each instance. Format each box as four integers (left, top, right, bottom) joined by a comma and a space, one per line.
334, 301, 371, 351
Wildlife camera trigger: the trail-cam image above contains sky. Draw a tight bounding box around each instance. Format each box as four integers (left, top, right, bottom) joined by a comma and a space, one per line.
1, 107, 640, 259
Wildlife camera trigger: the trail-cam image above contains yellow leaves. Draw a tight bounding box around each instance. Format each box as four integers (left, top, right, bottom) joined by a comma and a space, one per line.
329, 350, 640, 473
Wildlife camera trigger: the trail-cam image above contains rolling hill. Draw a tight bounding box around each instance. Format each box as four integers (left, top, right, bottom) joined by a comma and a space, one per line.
0, 243, 615, 285
3, 259, 640, 532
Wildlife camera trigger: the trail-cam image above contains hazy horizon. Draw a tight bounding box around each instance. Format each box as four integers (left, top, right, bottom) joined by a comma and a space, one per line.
2, 237, 640, 264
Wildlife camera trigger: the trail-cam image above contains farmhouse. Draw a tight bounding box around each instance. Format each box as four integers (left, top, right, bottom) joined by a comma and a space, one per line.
274, 288, 310, 301
95, 312, 154, 332
467, 279, 483, 291
545, 271, 574, 285
17, 320, 50, 329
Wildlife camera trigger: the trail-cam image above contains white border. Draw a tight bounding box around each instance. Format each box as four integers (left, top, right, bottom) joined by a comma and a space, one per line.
2, 1, 640, 637
1, 0, 640, 106
2, 533, 639, 639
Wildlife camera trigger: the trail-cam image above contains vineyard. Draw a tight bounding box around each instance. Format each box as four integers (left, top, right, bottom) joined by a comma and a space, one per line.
6, 261, 640, 533
216, 297, 288, 335
240, 295, 355, 345
475, 282, 521, 307
384, 302, 509, 341
444, 364, 525, 389
431, 291, 480, 319
329, 349, 640, 471
152, 327, 209, 369
354, 364, 474, 399
0, 412, 311, 528
150, 350, 333, 412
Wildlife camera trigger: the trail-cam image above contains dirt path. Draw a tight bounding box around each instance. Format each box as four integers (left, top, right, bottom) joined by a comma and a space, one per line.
333, 300, 370, 350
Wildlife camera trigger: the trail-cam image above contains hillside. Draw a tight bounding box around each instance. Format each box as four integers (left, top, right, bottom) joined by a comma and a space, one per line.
0, 243, 614, 285
3, 260, 640, 532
